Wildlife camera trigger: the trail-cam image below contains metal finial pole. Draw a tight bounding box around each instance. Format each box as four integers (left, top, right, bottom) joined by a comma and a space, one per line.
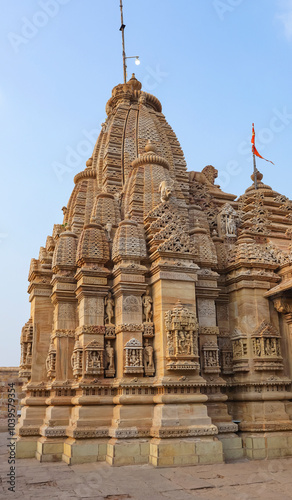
252, 123, 257, 190
119, 0, 127, 84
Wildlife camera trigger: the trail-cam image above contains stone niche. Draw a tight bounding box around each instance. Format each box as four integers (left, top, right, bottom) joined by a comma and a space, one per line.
124, 338, 144, 374
165, 302, 200, 371
202, 341, 220, 374
231, 329, 249, 372
251, 321, 283, 371
217, 203, 237, 238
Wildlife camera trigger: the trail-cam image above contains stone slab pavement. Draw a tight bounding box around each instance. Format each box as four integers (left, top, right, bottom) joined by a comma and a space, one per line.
1, 433, 292, 500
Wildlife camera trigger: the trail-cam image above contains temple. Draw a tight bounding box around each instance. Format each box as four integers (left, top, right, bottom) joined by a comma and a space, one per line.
16, 75, 292, 466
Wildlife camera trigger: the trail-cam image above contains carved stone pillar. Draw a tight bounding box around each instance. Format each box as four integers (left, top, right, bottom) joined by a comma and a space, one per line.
16, 255, 53, 458
272, 296, 292, 421
63, 261, 114, 464
108, 273, 150, 447
147, 255, 223, 466
226, 260, 292, 460
196, 269, 239, 459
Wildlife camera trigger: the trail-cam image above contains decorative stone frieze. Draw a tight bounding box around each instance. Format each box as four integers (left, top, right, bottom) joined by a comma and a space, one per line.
115, 324, 143, 334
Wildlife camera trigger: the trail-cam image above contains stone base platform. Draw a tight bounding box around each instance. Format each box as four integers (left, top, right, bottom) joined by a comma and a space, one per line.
15, 431, 292, 465
63, 437, 108, 465
149, 437, 224, 466
15, 436, 38, 458
106, 438, 150, 466
35, 436, 64, 462
218, 434, 244, 461
240, 431, 292, 460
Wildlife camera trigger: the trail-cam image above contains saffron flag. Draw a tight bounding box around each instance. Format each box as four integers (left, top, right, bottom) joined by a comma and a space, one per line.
251, 123, 274, 165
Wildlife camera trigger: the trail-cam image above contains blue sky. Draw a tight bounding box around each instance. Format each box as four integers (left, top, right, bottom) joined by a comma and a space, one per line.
1, 0, 292, 366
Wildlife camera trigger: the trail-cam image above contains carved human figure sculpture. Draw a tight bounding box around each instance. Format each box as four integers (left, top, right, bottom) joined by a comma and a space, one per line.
105, 341, 114, 370
105, 291, 115, 325
144, 339, 154, 369
142, 289, 153, 322
226, 215, 236, 235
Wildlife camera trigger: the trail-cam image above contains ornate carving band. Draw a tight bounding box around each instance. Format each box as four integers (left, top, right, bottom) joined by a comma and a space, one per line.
199, 326, 220, 336
116, 324, 143, 334
52, 329, 75, 339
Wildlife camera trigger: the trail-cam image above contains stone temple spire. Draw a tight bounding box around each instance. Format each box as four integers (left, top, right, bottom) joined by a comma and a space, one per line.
16, 72, 292, 467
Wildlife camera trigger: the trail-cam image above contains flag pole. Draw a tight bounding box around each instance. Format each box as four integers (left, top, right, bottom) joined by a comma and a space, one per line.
252, 123, 258, 190
253, 151, 257, 190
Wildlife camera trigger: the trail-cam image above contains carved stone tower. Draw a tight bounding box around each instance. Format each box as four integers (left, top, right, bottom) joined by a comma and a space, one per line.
16, 77, 292, 466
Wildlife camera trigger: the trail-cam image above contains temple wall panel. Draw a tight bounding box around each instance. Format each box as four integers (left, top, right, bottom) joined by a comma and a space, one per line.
30, 295, 53, 382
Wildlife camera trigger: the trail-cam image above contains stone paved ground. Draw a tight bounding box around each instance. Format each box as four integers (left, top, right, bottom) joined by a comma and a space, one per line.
1, 433, 292, 500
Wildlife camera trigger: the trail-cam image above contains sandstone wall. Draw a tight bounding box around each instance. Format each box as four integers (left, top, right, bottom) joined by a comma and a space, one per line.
0, 367, 24, 431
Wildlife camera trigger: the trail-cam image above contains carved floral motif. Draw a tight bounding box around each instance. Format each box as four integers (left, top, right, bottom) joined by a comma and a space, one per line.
123, 295, 140, 313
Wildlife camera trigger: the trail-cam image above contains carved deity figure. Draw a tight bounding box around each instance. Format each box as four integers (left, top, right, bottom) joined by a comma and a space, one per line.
105, 291, 115, 325
264, 338, 278, 357
254, 338, 261, 357
224, 352, 233, 367
26, 343, 32, 362
178, 331, 186, 354
105, 223, 112, 240
142, 289, 153, 322
233, 340, 243, 358
271, 339, 277, 356
144, 339, 154, 369
167, 332, 174, 355
159, 180, 174, 203
226, 215, 236, 235
206, 351, 217, 366
130, 350, 140, 366
89, 351, 101, 368
185, 332, 192, 354
114, 191, 123, 209
265, 339, 272, 356
105, 341, 114, 370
